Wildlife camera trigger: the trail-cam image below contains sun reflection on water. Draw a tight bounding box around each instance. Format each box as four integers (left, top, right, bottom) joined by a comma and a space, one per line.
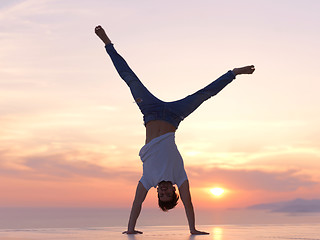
212, 227, 223, 240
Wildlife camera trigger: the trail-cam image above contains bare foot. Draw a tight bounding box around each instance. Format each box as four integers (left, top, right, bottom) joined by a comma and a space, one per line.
95, 25, 111, 45
232, 65, 255, 76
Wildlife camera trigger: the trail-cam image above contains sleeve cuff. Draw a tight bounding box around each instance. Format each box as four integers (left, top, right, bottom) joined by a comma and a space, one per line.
229, 70, 236, 79
105, 43, 115, 53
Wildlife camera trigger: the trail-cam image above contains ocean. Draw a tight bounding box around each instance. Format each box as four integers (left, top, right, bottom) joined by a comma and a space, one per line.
0, 208, 319, 239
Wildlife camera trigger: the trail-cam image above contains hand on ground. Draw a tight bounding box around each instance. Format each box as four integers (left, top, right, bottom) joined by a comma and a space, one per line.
190, 229, 210, 235
122, 230, 143, 234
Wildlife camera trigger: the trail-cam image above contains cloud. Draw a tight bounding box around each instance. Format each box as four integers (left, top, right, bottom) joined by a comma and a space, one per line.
1, 145, 317, 193
0, 0, 24, 10
187, 166, 316, 191
248, 198, 320, 213
0, 150, 141, 183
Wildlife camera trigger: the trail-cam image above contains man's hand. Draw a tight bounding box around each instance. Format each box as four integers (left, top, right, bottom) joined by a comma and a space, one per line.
190, 229, 210, 235
122, 230, 143, 234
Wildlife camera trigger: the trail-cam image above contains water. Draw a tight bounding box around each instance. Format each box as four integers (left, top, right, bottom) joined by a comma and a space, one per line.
2, 208, 320, 229
0, 224, 319, 240
1, 208, 319, 239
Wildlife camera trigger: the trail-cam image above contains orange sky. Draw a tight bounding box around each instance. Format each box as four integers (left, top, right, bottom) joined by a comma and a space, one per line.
0, 0, 320, 210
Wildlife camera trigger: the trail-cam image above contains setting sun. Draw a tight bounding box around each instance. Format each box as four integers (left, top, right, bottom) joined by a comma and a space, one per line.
210, 188, 225, 197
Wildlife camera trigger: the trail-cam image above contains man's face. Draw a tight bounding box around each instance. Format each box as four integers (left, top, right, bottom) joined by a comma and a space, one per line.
157, 181, 175, 202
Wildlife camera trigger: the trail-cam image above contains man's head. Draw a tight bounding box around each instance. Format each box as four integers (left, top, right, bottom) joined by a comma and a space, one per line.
157, 181, 179, 212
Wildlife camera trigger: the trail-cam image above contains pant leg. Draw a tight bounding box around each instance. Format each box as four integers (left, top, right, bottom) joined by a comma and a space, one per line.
167, 70, 236, 120
105, 43, 162, 114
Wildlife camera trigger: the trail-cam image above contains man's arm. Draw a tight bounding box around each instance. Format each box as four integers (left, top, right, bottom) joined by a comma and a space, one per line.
179, 180, 209, 235
123, 181, 148, 234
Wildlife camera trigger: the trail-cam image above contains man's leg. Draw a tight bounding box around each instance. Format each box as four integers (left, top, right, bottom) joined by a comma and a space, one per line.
168, 66, 255, 120
95, 26, 161, 111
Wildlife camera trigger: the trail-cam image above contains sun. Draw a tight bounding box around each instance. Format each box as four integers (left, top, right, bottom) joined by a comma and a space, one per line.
210, 187, 225, 197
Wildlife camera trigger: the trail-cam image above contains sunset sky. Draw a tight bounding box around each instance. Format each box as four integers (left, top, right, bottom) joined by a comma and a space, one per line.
1, 0, 320, 214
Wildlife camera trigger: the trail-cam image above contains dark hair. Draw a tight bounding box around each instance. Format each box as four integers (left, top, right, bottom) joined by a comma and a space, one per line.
158, 192, 179, 212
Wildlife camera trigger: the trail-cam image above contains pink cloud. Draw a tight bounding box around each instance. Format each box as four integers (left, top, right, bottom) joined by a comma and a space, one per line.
0, 151, 141, 183
186, 166, 316, 191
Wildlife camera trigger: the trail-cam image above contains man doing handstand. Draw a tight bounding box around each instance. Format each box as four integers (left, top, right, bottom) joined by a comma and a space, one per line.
95, 25, 255, 235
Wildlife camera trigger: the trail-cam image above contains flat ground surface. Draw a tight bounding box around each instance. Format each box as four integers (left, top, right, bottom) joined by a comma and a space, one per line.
0, 224, 319, 240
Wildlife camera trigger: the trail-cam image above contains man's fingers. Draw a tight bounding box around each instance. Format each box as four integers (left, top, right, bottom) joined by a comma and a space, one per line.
122, 230, 143, 234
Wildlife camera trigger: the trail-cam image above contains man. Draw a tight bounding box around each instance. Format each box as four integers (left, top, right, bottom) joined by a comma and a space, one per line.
95, 25, 255, 235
